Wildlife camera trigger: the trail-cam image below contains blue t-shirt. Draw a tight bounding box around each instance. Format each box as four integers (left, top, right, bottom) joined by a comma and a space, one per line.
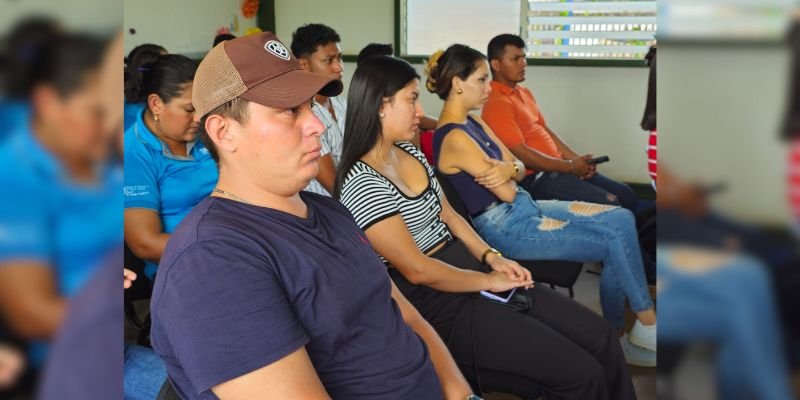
151, 193, 443, 400
0, 100, 30, 144
123, 109, 218, 278
0, 126, 122, 364
123, 101, 144, 132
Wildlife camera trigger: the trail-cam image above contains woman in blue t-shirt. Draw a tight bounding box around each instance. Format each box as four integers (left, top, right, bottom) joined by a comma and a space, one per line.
0, 32, 121, 369
123, 54, 218, 280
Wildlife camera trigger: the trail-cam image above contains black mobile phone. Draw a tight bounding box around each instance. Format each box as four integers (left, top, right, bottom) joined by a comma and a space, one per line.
586, 156, 610, 165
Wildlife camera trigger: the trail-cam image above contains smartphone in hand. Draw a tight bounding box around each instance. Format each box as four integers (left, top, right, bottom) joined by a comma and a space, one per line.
586, 156, 610, 165
479, 288, 517, 303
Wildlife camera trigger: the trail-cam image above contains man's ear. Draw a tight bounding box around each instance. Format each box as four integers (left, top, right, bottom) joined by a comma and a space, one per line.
298, 57, 311, 72
205, 114, 238, 155
489, 58, 501, 75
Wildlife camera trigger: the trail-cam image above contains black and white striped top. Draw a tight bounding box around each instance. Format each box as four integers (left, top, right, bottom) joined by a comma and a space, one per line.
340, 142, 452, 261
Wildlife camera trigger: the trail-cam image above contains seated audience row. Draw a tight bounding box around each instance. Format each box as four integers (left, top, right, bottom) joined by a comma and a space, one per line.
336, 54, 638, 398
147, 30, 657, 399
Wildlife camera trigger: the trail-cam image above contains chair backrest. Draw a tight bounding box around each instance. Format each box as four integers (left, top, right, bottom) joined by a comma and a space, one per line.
156, 379, 181, 400
434, 169, 471, 222
124, 242, 151, 302
418, 129, 436, 166
124, 242, 154, 346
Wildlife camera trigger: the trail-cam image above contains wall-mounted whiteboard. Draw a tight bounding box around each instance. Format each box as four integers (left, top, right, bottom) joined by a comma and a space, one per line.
123, 0, 257, 58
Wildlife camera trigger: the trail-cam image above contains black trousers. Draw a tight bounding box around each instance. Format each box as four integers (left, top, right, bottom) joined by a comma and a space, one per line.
425, 239, 636, 400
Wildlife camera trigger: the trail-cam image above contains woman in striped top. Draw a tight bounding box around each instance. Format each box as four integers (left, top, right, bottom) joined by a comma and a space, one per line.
336, 55, 635, 400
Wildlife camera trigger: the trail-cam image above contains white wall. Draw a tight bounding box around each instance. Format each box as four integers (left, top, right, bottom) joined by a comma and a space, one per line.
17, 0, 783, 223
499, 66, 651, 185
341, 63, 650, 186
123, 0, 257, 57
277, 0, 793, 224
660, 44, 790, 225
0, 0, 121, 35
275, 0, 651, 185
275, 0, 394, 55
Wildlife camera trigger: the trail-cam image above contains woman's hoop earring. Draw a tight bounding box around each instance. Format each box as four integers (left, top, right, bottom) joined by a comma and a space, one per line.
457, 89, 463, 94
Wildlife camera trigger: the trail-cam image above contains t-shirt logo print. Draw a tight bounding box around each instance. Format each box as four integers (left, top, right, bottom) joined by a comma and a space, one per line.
264, 40, 290, 60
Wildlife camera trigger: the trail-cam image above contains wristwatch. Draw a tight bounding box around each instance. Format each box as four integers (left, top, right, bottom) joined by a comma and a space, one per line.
481, 247, 502, 265
464, 395, 484, 400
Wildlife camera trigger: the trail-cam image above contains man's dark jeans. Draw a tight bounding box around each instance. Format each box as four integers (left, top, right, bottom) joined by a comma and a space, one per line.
521, 171, 638, 212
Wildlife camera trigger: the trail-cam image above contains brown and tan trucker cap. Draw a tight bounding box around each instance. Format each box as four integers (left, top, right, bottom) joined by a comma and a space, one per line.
193, 31, 343, 117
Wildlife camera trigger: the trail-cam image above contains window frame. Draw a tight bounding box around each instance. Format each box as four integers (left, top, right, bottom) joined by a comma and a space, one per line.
395, 0, 649, 68
254, 0, 650, 68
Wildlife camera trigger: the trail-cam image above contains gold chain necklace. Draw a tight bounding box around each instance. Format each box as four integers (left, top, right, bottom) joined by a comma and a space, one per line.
373, 147, 397, 166
211, 187, 254, 205
441, 111, 491, 147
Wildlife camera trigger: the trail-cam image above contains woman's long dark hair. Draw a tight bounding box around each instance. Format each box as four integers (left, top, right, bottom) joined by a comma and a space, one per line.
333, 56, 419, 198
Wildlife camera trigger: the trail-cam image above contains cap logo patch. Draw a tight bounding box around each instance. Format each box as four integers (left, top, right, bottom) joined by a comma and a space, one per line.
264, 40, 290, 60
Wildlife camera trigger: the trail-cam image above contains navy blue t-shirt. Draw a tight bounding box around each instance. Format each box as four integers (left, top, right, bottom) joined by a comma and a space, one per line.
150, 192, 443, 400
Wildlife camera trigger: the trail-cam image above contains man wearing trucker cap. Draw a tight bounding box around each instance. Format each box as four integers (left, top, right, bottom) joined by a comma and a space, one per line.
149, 32, 478, 400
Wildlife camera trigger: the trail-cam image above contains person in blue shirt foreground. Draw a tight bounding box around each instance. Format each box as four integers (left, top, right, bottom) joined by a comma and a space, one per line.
20, 31, 167, 400
0, 32, 121, 369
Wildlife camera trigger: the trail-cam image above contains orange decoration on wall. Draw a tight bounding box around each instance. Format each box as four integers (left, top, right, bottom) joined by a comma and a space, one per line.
242, 0, 259, 19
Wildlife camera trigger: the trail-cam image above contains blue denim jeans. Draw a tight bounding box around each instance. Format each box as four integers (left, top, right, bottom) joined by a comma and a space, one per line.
522, 171, 639, 212
124, 344, 167, 400
472, 189, 653, 328
658, 247, 792, 400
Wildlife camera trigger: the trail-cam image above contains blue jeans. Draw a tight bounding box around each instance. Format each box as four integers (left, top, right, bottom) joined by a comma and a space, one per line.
658, 248, 792, 400
472, 189, 652, 329
522, 172, 638, 212
659, 209, 796, 270
124, 344, 167, 400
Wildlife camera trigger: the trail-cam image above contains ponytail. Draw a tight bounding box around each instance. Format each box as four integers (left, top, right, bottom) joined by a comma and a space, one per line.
124, 54, 196, 105
123, 43, 167, 102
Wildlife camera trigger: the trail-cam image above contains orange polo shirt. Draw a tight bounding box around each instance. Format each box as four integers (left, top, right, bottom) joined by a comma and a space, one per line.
482, 81, 561, 174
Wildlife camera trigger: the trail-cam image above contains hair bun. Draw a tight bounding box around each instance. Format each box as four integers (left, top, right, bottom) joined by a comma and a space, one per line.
424, 49, 444, 92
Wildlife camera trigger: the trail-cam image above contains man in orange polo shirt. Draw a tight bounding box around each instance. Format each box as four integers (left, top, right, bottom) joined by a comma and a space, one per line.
481, 34, 638, 212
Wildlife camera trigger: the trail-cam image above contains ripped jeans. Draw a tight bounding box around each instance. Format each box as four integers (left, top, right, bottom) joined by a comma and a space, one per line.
472, 188, 653, 328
